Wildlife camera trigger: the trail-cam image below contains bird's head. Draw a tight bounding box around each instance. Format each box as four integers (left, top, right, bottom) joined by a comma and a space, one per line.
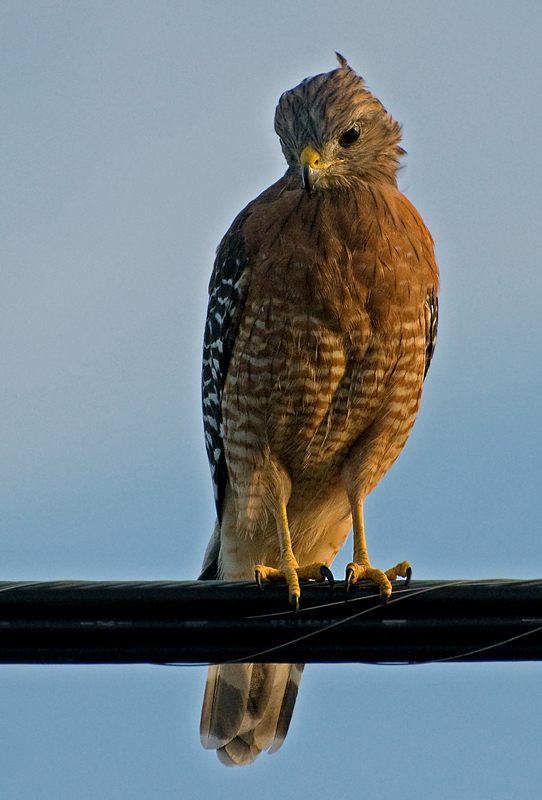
274, 53, 405, 195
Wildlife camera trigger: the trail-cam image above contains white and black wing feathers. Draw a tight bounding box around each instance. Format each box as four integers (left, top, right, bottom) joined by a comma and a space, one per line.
200, 209, 251, 579
424, 289, 438, 378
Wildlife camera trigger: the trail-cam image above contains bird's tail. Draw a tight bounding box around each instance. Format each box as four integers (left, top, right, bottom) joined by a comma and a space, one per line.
200, 662, 304, 766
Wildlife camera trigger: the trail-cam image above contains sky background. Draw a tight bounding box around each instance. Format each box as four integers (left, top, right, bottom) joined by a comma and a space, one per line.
1, 1, 541, 797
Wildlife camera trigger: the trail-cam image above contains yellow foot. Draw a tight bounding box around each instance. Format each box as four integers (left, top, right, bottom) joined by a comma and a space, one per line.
255, 563, 334, 611
345, 560, 411, 604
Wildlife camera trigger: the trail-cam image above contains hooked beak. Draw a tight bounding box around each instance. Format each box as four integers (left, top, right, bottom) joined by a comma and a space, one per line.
300, 145, 321, 197
302, 162, 315, 197
300, 145, 343, 197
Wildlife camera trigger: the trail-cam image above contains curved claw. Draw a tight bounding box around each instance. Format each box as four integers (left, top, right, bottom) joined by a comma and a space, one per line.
405, 566, 412, 587
320, 565, 335, 594
291, 595, 300, 615
345, 567, 355, 600
380, 589, 390, 607
255, 569, 264, 592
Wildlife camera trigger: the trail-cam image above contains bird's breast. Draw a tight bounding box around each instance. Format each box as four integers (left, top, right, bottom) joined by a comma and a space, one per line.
222, 184, 432, 479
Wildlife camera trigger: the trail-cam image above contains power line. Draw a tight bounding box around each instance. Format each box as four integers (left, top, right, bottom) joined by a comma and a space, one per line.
0, 578, 541, 664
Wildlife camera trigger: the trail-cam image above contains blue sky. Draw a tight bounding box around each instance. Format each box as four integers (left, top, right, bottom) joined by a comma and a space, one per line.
0, 2, 541, 798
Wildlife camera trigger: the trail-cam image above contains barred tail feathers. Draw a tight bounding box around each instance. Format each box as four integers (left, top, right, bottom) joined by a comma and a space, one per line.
200, 662, 304, 766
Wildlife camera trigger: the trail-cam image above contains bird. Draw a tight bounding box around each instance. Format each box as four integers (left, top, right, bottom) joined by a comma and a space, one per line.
199, 53, 439, 766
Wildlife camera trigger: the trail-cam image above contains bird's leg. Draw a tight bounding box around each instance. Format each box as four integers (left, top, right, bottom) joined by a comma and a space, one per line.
257, 502, 301, 608
255, 502, 334, 610
345, 503, 411, 603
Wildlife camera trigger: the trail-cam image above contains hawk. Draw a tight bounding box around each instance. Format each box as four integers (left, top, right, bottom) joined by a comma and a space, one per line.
199, 54, 439, 766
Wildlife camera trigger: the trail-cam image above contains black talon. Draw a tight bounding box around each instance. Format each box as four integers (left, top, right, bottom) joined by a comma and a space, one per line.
320, 565, 335, 594
292, 595, 300, 615
345, 567, 355, 600
380, 590, 390, 607
255, 570, 264, 592
405, 566, 412, 587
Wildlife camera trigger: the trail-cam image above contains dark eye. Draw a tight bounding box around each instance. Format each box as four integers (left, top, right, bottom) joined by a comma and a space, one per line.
338, 123, 361, 147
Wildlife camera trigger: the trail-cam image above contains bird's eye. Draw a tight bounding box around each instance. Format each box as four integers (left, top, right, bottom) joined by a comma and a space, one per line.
338, 124, 361, 147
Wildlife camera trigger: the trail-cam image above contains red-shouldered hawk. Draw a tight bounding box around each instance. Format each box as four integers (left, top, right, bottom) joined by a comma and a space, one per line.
199, 54, 439, 766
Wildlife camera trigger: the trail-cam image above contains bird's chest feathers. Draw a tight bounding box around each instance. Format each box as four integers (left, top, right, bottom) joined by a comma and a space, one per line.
243, 189, 417, 341
224, 188, 428, 475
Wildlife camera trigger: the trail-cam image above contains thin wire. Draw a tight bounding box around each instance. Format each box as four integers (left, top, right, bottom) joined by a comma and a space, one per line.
425, 624, 542, 664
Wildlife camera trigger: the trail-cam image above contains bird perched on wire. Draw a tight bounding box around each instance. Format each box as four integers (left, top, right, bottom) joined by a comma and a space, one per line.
199, 53, 439, 766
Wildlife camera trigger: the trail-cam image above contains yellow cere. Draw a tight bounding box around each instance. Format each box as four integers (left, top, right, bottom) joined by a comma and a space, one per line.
300, 144, 344, 170
300, 145, 322, 168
